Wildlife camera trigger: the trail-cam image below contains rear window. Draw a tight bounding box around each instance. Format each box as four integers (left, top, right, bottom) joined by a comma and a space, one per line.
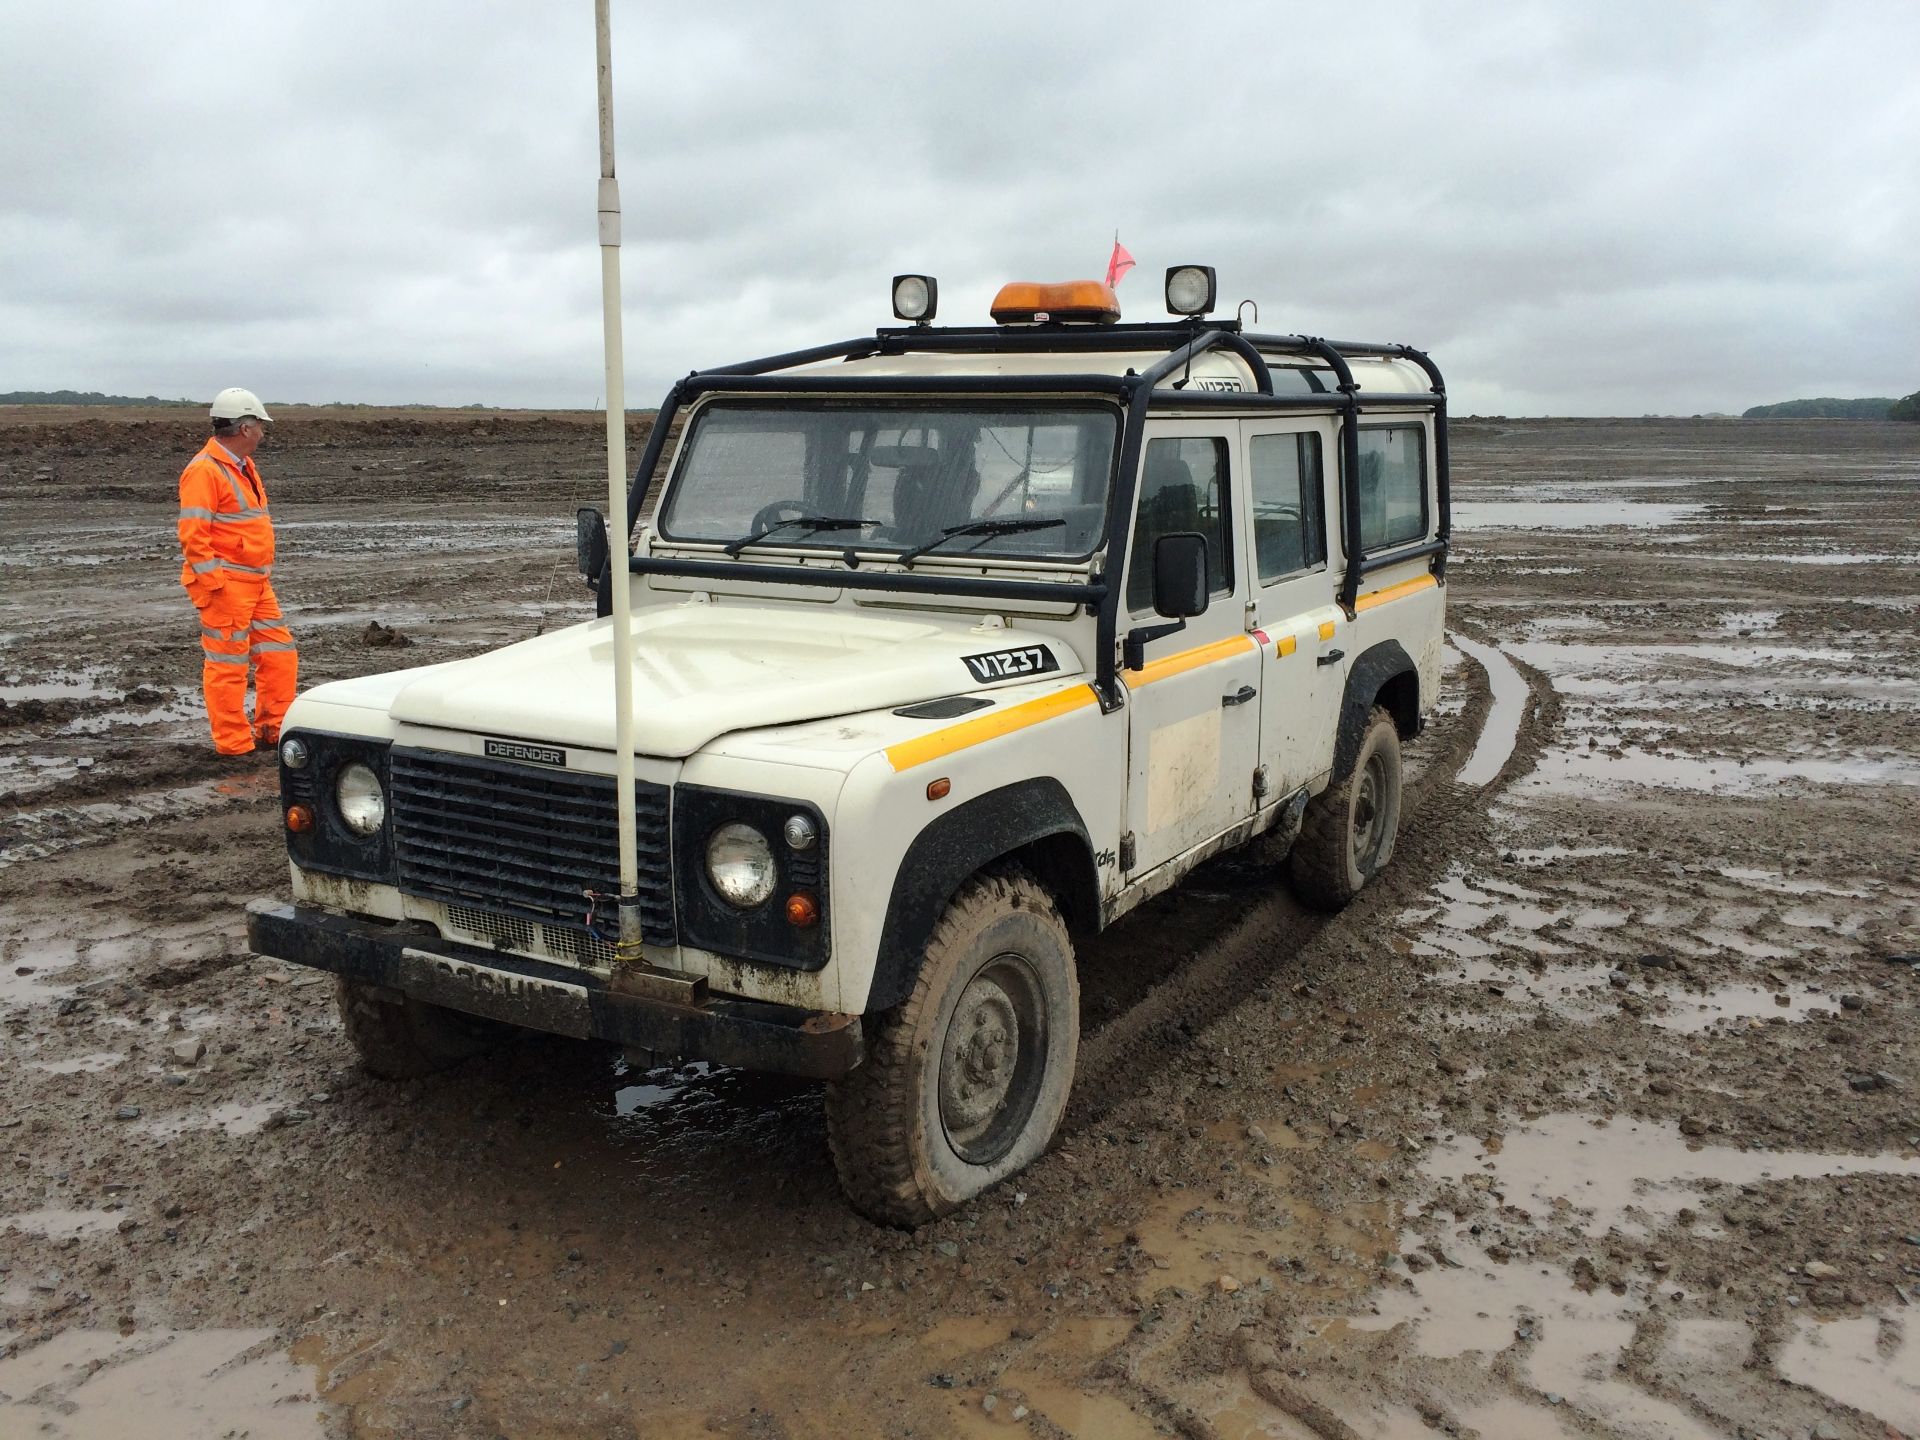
1355, 426, 1427, 553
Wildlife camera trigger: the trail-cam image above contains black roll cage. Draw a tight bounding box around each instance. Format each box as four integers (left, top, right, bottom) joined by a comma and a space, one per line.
620, 319, 1449, 712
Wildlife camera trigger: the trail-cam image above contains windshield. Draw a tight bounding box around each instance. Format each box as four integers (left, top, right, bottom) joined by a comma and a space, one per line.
659, 401, 1118, 561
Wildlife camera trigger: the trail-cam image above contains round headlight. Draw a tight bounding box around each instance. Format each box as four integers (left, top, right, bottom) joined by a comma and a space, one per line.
782, 813, 817, 851
279, 736, 310, 770
334, 762, 387, 837
706, 822, 775, 908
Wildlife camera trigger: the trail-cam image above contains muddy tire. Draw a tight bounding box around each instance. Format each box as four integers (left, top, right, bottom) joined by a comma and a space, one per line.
825, 872, 1078, 1227
335, 978, 502, 1079
1289, 705, 1403, 912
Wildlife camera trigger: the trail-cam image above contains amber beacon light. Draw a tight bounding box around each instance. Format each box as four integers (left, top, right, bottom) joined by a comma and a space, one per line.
990, 280, 1121, 325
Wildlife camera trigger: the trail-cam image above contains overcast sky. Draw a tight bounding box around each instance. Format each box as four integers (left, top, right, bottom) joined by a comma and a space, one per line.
4, 1, 1916, 416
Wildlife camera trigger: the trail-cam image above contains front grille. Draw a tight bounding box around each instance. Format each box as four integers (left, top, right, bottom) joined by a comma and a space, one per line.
391, 748, 673, 946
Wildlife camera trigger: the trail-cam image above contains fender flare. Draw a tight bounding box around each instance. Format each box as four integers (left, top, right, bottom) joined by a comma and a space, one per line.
1332, 639, 1418, 780
865, 777, 1095, 1013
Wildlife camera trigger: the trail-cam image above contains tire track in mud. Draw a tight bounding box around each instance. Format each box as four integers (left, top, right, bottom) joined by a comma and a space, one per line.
1064, 627, 1558, 1132
0, 769, 279, 870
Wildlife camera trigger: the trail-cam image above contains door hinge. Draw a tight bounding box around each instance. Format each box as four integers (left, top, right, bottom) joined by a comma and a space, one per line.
1252, 765, 1269, 800
1119, 833, 1136, 872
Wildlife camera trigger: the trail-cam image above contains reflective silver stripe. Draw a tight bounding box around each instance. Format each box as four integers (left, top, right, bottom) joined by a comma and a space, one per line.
222, 561, 272, 575
199, 626, 225, 640
249, 640, 297, 654
212, 511, 268, 524
201, 650, 249, 665
217, 461, 259, 516
190, 558, 224, 574
180, 506, 216, 520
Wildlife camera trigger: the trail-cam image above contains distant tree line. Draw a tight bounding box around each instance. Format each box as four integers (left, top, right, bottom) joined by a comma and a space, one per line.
1893, 389, 1920, 422
0, 389, 193, 406
1742, 396, 1898, 420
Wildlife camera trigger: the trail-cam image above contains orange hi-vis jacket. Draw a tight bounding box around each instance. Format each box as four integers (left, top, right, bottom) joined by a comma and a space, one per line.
177, 439, 275, 600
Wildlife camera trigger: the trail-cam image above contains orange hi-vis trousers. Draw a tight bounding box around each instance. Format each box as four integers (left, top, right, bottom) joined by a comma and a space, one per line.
196, 578, 297, 754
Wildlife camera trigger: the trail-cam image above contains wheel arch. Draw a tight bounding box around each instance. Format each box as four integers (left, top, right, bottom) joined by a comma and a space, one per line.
1332, 639, 1419, 780
865, 778, 1096, 1013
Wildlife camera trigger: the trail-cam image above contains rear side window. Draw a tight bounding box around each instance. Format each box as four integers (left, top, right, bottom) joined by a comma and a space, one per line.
1355, 426, 1427, 553
1128, 437, 1233, 613
1249, 432, 1326, 583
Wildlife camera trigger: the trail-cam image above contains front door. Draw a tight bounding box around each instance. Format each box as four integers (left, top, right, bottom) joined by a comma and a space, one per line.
1121, 426, 1262, 878
1242, 419, 1349, 799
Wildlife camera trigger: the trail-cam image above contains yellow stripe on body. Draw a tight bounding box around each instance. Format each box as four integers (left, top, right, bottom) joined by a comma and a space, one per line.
1317, 620, 1336, 641
1131, 634, 1258, 688
885, 684, 1099, 772
1275, 634, 1297, 657
1355, 573, 1439, 612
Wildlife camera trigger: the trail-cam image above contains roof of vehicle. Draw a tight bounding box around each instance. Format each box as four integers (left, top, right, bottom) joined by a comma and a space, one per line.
786, 344, 1433, 396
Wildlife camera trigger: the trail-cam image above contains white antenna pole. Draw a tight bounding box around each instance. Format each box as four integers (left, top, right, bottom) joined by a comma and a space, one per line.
594, 0, 642, 964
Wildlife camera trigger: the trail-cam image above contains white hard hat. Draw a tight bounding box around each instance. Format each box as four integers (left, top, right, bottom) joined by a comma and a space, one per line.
209, 387, 272, 423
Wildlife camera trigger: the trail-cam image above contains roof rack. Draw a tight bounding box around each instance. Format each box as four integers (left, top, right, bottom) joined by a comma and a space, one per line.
622, 322, 1449, 711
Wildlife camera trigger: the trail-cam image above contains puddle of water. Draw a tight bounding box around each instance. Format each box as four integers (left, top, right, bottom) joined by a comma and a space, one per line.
1428, 1113, 1920, 1238
1512, 639, 1866, 674
1644, 983, 1825, 1032
1451, 637, 1528, 788
602, 1060, 823, 1196
27, 1051, 126, 1074
139, 1101, 283, 1139
1340, 1256, 1721, 1439
1520, 744, 1920, 798
2, 1209, 123, 1239
1453, 501, 1704, 531
1503, 844, 1634, 867
1456, 1395, 1582, 1439
1717, 866, 1871, 900
1127, 1180, 1393, 1303
0, 1327, 327, 1439
1695, 550, 1916, 567
1777, 1310, 1920, 1431
0, 962, 81, 1010
0, 667, 116, 702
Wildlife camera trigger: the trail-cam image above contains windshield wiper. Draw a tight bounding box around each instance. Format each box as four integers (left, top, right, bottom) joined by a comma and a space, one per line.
897, 516, 1065, 568
723, 515, 879, 558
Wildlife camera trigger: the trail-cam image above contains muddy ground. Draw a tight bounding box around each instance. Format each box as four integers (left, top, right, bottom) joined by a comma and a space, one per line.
2, 409, 1917, 1440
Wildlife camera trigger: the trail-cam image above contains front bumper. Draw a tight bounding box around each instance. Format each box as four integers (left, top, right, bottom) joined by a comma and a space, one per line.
245, 900, 863, 1080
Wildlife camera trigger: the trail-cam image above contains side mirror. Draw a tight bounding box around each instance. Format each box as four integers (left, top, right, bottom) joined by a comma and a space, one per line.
576, 506, 610, 583
1152, 532, 1210, 618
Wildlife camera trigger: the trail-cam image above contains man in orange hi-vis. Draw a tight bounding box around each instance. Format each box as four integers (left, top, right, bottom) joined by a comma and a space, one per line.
177, 387, 297, 757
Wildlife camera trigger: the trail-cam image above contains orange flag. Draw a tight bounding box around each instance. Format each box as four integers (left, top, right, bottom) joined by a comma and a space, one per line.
1105, 238, 1135, 288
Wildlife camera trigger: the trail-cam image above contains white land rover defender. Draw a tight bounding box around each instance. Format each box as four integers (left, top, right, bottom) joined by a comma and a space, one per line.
247, 266, 1449, 1224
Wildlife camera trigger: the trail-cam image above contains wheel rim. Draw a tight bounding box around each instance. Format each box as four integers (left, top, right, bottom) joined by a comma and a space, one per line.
1350, 752, 1390, 874
938, 953, 1048, 1166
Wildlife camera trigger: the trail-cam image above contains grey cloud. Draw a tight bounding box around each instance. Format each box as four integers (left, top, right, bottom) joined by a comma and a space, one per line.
2, 0, 1916, 414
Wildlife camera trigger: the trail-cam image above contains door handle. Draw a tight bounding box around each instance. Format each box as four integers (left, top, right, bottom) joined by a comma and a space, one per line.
1221, 685, 1256, 707
1317, 648, 1345, 667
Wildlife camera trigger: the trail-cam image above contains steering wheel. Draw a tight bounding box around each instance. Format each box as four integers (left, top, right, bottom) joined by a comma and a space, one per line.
749, 499, 812, 535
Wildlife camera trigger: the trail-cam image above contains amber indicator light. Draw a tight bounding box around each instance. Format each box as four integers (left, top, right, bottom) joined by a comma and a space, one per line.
926, 777, 951, 801
785, 892, 819, 928
285, 804, 315, 834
